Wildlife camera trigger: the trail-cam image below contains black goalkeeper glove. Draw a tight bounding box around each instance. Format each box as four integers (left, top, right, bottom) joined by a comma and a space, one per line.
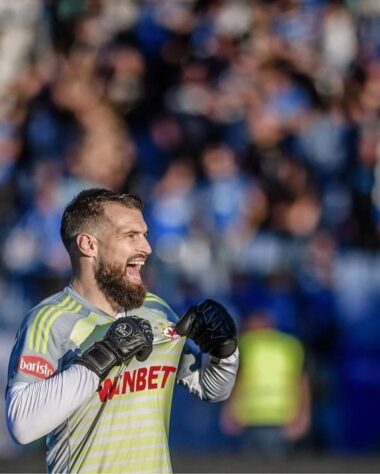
175, 299, 237, 359
75, 316, 153, 380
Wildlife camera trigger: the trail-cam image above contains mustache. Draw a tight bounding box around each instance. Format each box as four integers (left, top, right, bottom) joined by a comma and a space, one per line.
126, 253, 148, 263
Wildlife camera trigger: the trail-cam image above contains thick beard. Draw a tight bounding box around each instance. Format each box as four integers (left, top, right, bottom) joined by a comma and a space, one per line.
94, 260, 146, 312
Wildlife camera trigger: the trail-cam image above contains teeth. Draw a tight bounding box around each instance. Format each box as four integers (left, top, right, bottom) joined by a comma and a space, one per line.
128, 260, 145, 267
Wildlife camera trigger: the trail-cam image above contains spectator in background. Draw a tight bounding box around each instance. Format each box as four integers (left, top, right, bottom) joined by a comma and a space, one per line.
0, 0, 50, 99
144, 159, 200, 302
198, 143, 248, 237
221, 310, 310, 459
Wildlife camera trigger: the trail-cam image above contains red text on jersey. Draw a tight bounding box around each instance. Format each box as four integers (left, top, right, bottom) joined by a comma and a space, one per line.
98, 365, 176, 402
18, 355, 55, 379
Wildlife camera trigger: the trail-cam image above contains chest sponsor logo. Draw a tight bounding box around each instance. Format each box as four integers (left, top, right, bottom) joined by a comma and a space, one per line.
98, 365, 177, 402
18, 355, 55, 379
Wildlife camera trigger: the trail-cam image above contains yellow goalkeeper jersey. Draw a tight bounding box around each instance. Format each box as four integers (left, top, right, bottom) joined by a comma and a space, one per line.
7, 286, 186, 473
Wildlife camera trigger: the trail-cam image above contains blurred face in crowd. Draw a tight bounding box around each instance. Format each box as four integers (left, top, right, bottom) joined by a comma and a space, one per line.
201, 145, 237, 180
92, 203, 152, 311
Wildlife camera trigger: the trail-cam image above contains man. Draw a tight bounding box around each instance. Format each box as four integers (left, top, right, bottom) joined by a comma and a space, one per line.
221, 310, 309, 458
6, 188, 239, 473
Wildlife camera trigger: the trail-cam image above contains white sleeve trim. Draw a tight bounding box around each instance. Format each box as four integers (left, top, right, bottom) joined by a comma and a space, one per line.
6, 365, 99, 445
179, 348, 239, 402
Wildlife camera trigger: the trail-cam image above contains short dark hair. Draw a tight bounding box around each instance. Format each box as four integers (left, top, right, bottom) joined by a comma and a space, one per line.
60, 188, 143, 251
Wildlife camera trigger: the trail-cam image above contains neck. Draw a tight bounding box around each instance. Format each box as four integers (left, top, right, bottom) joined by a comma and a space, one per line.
71, 271, 120, 318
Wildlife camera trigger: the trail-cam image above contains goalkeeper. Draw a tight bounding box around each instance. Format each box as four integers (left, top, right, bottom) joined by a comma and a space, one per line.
5, 188, 239, 474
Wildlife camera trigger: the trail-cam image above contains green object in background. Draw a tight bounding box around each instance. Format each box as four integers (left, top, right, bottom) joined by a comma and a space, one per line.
56, 0, 86, 20
232, 328, 305, 426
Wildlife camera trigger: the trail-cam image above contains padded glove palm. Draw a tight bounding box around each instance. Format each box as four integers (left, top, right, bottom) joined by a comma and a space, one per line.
175, 299, 237, 359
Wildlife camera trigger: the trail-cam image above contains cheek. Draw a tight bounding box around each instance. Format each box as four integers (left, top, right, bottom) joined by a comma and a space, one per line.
100, 242, 134, 263
97, 243, 117, 262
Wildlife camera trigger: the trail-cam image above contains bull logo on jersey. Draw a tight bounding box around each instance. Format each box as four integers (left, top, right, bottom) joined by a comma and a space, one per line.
161, 325, 180, 340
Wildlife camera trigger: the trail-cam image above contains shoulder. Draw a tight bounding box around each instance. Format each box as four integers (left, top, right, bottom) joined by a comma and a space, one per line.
28, 290, 84, 326
143, 292, 178, 323
25, 290, 87, 354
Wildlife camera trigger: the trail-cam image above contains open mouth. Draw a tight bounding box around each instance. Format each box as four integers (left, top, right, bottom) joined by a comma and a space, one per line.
125, 258, 145, 285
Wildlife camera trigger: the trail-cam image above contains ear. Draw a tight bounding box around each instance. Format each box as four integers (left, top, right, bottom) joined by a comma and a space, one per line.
76, 233, 98, 258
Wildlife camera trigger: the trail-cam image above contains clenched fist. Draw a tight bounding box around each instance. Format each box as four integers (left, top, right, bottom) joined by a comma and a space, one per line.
175, 299, 237, 359
75, 316, 153, 380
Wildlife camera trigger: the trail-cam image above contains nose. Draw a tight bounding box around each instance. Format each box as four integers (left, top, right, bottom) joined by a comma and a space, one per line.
140, 235, 152, 256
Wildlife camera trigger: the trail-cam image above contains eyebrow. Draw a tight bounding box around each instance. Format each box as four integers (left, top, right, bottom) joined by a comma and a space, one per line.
117, 227, 149, 236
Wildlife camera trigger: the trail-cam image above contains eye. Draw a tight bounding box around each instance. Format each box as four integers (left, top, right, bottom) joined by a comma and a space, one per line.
122, 231, 149, 241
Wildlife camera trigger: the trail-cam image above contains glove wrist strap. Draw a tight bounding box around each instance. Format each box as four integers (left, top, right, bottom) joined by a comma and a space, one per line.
210, 339, 237, 359
75, 341, 118, 381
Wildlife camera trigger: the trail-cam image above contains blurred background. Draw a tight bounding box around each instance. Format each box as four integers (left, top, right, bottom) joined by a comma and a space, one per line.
1, 0, 380, 472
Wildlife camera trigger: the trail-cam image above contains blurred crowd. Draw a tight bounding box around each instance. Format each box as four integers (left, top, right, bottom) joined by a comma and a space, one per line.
1, 0, 380, 459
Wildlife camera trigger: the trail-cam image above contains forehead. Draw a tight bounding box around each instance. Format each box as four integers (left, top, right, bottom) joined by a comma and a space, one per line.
102, 202, 146, 232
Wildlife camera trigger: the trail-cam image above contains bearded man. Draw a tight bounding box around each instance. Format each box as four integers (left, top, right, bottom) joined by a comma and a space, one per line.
6, 188, 239, 474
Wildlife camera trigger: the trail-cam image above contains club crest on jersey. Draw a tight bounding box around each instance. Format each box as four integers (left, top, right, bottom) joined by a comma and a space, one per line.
161, 325, 180, 340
